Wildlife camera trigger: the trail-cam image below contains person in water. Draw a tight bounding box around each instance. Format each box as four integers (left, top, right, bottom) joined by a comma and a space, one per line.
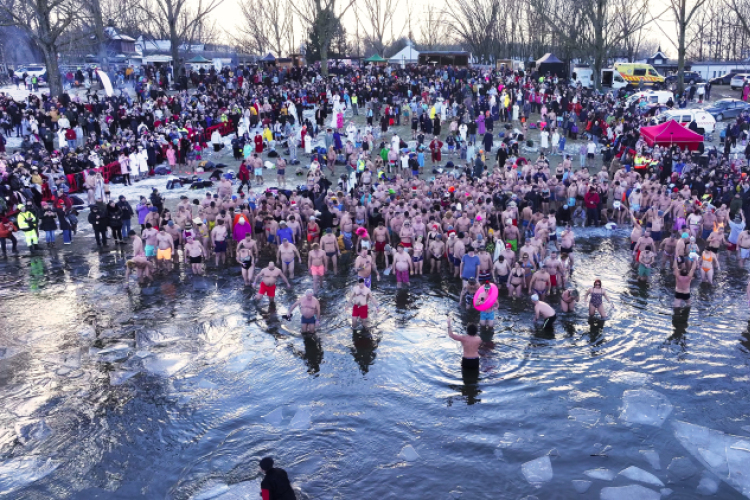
531, 294, 556, 330
446, 316, 481, 371
259, 456, 296, 500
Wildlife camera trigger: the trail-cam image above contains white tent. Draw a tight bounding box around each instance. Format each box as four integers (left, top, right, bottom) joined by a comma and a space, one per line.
389, 41, 419, 66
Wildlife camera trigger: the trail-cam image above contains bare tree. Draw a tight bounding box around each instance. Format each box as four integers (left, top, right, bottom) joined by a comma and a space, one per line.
419, 3, 447, 51
292, 0, 357, 76
446, 0, 502, 64
654, 0, 709, 92
233, 0, 293, 57
0, 0, 78, 96
358, 0, 401, 55
143, 0, 223, 80
529, 0, 651, 88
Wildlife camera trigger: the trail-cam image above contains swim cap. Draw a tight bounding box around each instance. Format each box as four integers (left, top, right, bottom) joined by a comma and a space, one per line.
305, 289, 313, 295
681, 232, 689, 239
167, 221, 174, 226
531, 294, 539, 302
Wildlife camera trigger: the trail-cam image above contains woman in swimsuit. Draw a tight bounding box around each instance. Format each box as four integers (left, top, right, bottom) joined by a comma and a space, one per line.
520, 253, 536, 288
560, 289, 579, 312
509, 261, 526, 298
584, 279, 612, 319
699, 249, 719, 285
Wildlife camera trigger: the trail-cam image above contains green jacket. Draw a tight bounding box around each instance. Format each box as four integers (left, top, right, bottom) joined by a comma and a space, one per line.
17, 210, 37, 231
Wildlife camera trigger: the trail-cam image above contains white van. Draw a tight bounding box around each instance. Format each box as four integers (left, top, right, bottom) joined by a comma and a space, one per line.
730, 73, 750, 90
626, 90, 674, 107
572, 65, 594, 88
657, 109, 716, 134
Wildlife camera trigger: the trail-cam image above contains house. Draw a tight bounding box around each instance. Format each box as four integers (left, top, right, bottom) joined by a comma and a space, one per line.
646, 47, 691, 75
389, 41, 419, 66
690, 61, 750, 80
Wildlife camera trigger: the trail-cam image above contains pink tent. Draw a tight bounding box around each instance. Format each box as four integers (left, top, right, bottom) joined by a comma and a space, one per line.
639, 120, 704, 151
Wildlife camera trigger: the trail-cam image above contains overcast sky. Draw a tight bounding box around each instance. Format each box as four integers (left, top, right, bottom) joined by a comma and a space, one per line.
210, 0, 680, 58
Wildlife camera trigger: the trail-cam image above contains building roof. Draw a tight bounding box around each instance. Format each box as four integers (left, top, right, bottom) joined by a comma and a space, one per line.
365, 54, 387, 62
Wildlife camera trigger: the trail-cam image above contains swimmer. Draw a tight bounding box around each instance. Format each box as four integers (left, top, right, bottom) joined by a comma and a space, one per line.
584, 279, 612, 319
236, 244, 255, 286
637, 245, 656, 282
354, 247, 379, 289
391, 244, 413, 288
124, 255, 155, 287
308, 243, 327, 293
350, 277, 380, 328
253, 262, 291, 304
699, 248, 720, 285
673, 258, 697, 308
474, 283, 499, 327
446, 316, 481, 371
286, 289, 321, 334
560, 289, 579, 313
531, 294, 556, 330
184, 236, 206, 275
276, 238, 302, 279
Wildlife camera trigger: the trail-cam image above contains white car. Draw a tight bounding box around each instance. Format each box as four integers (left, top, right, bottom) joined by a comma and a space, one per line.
730, 73, 750, 90
626, 90, 674, 107
14, 64, 47, 82
657, 109, 716, 134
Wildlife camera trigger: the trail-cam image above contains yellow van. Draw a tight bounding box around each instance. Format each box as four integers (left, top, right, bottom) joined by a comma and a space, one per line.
613, 63, 665, 88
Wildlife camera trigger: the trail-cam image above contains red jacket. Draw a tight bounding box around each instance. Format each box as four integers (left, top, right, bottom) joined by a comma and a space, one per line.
237, 164, 250, 181
584, 191, 601, 209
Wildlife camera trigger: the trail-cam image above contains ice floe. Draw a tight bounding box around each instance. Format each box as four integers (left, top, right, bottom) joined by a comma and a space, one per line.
522, 455, 553, 484
639, 450, 661, 470
600, 484, 660, 500
398, 444, 420, 462
618, 466, 664, 487
0, 457, 59, 495
142, 353, 190, 377
289, 407, 311, 430
619, 389, 673, 427
584, 468, 616, 481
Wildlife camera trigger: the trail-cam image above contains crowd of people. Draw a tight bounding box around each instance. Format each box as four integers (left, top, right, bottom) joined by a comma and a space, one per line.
2, 60, 750, 372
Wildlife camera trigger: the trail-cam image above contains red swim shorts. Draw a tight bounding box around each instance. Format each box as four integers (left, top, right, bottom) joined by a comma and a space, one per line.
259, 282, 276, 297
352, 304, 368, 319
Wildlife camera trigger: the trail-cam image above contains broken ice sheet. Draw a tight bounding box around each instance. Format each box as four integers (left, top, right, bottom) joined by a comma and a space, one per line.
583, 468, 615, 481
667, 456, 697, 481
522, 455, 553, 484
639, 450, 661, 470
572, 480, 591, 493
619, 389, 673, 427
142, 353, 190, 377
109, 371, 139, 386
609, 371, 652, 386
568, 408, 600, 427
289, 408, 311, 430
398, 445, 420, 462
696, 471, 719, 496
618, 466, 664, 487
600, 484, 660, 500
14, 419, 52, 446
262, 408, 283, 426
0, 457, 59, 496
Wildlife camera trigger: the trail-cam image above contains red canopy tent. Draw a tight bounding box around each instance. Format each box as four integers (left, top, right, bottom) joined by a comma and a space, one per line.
639, 120, 704, 151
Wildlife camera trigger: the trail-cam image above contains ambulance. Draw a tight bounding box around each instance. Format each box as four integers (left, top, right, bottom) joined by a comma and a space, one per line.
611, 63, 665, 88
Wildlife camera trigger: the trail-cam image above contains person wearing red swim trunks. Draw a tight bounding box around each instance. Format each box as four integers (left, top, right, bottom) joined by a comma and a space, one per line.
253, 262, 291, 304
351, 277, 379, 328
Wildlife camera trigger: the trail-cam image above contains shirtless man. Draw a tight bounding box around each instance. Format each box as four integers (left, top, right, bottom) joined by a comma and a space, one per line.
373, 221, 390, 268
560, 225, 575, 255
124, 255, 155, 287
673, 258, 697, 308
276, 239, 302, 278
528, 268, 552, 299
493, 255, 510, 287
308, 243, 327, 293
354, 247, 379, 288
253, 262, 291, 304
141, 223, 158, 261
351, 277, 379, 328
399, 219, 415, 250
737, 228, 750, 267
504, 219, 520, 251
287, 289, 321, 334
211, 219, 229, 267
637, 245, 656, 282
184, 236, 206, 275
429, 234, 445, 273
531, 294, 557, 330
391, 244, 414, 288
543, 250, 564, 291
155, 227, 174, 273
320, 228, 340, 273
129, 230, 145, 257
446, 316, 481, 372
659, 232, 678, 268
165, 220, 182, 264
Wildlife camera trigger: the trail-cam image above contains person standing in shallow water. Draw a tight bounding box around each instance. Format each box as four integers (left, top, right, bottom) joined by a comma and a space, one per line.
259, 457, 296, 500
446, 316, 481, 371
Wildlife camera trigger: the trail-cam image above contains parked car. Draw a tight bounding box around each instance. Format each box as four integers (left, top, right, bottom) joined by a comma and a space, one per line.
665, 72, 703, 85
710, 70, 749, 85
657, 109, 717, 134
704, 98, 750, 121
13, 64, 47, 84
730, 73, 750, 90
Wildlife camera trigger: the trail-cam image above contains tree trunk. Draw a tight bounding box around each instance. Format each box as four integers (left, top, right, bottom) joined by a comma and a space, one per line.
320, 45, 328, 77
677, 20, 686, 94
41, 44, 63, 97
170, 22, 181, 89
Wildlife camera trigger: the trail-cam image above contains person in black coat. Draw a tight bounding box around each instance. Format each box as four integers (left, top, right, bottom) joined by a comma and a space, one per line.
88, 204, 109, 246
39, 203, 58, 247
259, 457, 295, 500
56, 205, 73, 244
106, 201, 124, 244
